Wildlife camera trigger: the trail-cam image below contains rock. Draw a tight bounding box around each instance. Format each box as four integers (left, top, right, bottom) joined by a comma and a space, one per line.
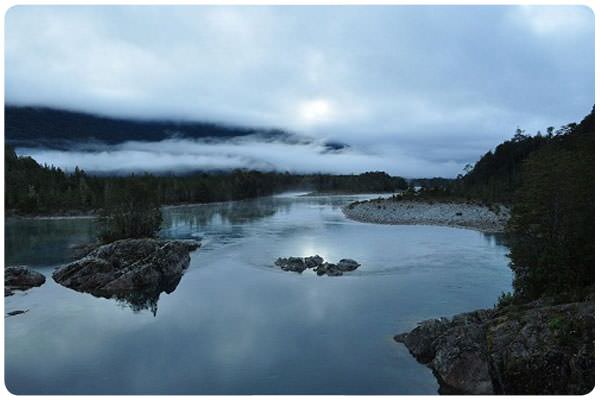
342, 198, 510, 233
395, 299, 594, 395
275, 255, 361, 276
275, 257, 308, 273
314, 262, 343, 276
53, 238, 200, 313
6, 309, 29, 317
304, 255, 324, 269
336, 259, 360, 272
5, 266, 46, 296
69, 242, 100, 260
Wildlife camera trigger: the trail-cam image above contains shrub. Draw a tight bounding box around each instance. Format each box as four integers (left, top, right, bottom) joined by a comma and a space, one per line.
495, 291, 515, 309
98, 179, 163, 243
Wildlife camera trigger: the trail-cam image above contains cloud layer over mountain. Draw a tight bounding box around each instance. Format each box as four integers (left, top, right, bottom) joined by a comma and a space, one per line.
5, 5, 594, 177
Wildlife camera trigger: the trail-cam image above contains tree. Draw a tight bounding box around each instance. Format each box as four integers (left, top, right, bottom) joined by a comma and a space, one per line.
507, 108, 594, 300
98, 179, 163, 243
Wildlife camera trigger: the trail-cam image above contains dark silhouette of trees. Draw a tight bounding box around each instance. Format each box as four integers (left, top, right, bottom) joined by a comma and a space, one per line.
508, 108, 594, 300
99, 178, 163, 243
5, 146, 408, 216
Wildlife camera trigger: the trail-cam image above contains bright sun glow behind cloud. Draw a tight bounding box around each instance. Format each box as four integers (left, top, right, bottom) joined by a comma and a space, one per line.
299, 99, 334, 124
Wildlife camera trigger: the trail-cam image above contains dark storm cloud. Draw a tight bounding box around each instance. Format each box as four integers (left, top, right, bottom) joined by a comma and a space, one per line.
5, 5, 594, 177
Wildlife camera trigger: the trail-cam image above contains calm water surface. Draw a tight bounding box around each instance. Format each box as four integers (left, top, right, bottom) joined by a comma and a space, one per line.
5, 193, 512, 394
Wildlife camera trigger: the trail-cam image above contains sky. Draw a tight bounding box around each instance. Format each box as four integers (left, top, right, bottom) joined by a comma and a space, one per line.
5, 5, 595, 177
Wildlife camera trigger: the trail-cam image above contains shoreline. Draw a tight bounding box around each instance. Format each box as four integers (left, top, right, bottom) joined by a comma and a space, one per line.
299, 191, 399, 197
342, 198, 510, 233
395, 295, 594, 394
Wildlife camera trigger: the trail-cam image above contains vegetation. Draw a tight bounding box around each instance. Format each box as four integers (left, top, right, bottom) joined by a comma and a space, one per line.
5, 144, 102, 214
5, 105, 273, 145
98, 179, 163, 243
5, 146, 407, 215
507, 108, 594, 301
303, 171, 407, 194
454, 130, 550, 203
408, 125, 575, 204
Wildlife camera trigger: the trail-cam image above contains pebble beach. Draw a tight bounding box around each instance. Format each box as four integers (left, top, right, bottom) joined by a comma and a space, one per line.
342, 198, 510, 233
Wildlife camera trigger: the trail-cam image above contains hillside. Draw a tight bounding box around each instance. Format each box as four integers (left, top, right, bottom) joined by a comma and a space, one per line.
4, 105, 285, 147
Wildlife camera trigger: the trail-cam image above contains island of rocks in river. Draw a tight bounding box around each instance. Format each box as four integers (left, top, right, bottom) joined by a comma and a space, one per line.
395, 296, 594, 395
343, 197, 510, 232
52, 238, 200, 313
5, 266, 46, 297
275, 255, 361, 276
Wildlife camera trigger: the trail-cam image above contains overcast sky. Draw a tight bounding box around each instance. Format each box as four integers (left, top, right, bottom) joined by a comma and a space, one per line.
5, 5, 595, 177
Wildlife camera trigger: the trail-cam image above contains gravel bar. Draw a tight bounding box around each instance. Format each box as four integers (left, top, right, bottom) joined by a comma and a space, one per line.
342, 199, 510, 233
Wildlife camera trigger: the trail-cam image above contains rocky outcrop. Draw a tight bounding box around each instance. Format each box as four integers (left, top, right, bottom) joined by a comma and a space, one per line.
69, 242, 101, 260
5, 266, 46, 296
274, 255, 361, 276
53, 239, 200, 312
395, 298, 594, 395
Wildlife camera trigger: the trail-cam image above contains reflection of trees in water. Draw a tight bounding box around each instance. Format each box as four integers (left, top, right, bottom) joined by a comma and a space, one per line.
106, 274, 183, 317
162, 197, 292, 231
116, 292, 159, 316
481, 232, 510, 248
5, 217, 97, 265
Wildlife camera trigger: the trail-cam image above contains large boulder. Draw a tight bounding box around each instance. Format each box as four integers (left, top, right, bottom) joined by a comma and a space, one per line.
5, 266, 46, 296
395, 299, 594, 395
53, 239, 200, 311
336, 259, 361, 272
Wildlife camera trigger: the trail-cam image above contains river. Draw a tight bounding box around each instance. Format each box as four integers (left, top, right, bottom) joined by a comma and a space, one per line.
4, 193, 512, 394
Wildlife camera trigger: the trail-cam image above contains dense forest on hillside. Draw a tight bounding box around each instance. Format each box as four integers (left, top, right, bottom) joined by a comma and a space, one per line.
411, 110, 593, 206
5, 145, 407, 215
507, 108, 594, 300
4, 105, 286, 146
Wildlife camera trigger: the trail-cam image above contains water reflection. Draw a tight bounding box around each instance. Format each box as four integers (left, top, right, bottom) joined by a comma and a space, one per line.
163, 196, 288, 229
94, 274, 184, 316
5, 193, 513, 395
5, 217, 97, 266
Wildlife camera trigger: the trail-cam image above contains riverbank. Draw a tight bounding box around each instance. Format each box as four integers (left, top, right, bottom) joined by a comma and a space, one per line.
395, 294, 594, 394
299, 191, 399, 197
342, 198, 510, 232
5, 209, 98, 219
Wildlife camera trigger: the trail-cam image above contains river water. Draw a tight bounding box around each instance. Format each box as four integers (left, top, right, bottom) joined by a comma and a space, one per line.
4, 193, 512, 395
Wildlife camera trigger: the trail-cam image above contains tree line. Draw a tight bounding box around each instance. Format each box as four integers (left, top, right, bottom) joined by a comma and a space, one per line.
5, 146, 407, 216
506, 108, 594, 301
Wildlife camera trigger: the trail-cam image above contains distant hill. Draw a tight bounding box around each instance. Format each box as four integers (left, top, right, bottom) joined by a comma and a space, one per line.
4, 105, 288, 147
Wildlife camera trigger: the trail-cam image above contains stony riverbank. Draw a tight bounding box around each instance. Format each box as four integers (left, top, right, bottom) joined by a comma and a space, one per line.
342, 198, 510, 232
395, 295, 594, 395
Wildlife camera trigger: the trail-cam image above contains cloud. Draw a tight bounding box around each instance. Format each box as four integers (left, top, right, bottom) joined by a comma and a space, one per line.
5, 5, 595, 176
511, 5, 594, 37
17, 136, 464, 178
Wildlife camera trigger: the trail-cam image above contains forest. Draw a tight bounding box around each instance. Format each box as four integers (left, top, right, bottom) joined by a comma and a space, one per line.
506, 108, 594, 301
5, 145, 407, 215
5, 105, 274, 146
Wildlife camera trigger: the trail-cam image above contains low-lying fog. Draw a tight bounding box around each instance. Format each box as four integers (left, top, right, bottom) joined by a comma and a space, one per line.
17, 136, 466, 178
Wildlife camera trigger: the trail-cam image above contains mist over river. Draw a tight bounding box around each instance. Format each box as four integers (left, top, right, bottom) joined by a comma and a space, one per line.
5, 193, 512, 395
